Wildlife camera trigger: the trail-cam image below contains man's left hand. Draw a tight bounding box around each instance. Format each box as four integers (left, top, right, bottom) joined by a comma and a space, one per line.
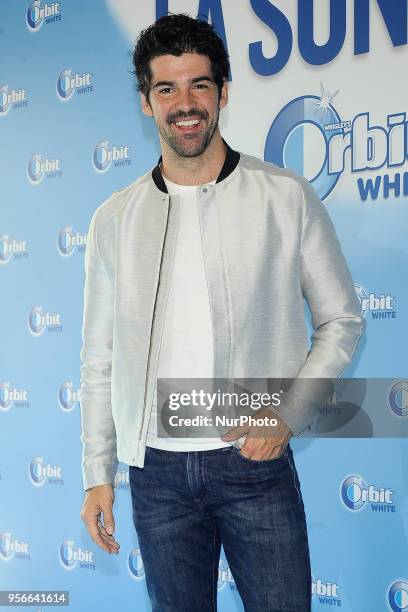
221, 408, 292, 460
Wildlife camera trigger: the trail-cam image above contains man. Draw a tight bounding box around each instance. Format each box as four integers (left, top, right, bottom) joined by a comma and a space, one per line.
80, 13, 365, 611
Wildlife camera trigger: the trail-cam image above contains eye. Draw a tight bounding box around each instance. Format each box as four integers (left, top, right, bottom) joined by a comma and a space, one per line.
194, 83, 209, 89
159, 87, 173, 95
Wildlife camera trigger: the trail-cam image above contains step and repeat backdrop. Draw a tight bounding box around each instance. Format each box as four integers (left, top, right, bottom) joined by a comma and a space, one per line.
1, 1, 407, 610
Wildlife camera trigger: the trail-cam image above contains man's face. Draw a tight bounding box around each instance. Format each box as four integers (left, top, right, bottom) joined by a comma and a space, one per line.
140, 52, 228, 157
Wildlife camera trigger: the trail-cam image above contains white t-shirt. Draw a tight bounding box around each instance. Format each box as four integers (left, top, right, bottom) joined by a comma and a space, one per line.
146, 175, 231, 451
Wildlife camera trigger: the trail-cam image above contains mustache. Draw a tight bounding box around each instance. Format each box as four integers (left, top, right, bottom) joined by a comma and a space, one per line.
167, 109, 208, 124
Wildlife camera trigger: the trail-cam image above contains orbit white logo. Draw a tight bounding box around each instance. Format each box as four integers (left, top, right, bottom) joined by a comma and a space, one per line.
218, 559, 236, 591
0, 235, 28, 265
265, 85, 408, 202
0, 85, 28, 115
56, 69, 93, 101
28, 306, 63, 335
26, 1, 61, 31
128, 548, 145, 580
0, 382, 29, 412
387, 580, 408, 611
57, 226, 87, 256
0, 532, 30, 561
58, 382, 80, 411
115, 467, 130, 490
93, 140, 131, 173
340, 474, 395, 513
29, 456, 63, 486
389, 380, 408, 418
312, 577, 341, 606
355, 284, 396, 320
59, 539, 95, 571
27, 154, 62, 184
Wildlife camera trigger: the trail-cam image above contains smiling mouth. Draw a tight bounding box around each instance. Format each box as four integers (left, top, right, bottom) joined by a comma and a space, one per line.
175, 119, 201, 127
170, 116, 205, 133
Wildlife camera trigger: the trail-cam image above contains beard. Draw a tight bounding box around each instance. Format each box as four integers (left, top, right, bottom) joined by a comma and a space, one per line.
157, 108, 220, 158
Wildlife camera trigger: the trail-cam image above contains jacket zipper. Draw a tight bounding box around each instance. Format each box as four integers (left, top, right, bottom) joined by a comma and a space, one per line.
138, 195, 172, 441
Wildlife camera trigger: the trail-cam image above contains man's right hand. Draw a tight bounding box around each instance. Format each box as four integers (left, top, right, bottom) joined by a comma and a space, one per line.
80, 483, 120, 555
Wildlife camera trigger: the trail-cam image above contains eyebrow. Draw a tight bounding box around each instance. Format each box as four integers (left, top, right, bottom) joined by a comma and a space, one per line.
152, 76, 215, 89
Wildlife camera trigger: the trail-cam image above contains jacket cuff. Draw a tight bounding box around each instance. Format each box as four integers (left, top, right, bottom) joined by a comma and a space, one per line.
82, 457, 119, 492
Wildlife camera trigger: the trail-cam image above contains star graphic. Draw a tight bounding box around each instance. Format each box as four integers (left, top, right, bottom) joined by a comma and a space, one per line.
313, 82, 339, 121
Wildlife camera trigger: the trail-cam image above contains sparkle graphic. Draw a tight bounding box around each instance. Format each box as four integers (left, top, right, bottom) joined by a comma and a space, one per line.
313, 82, 339, 121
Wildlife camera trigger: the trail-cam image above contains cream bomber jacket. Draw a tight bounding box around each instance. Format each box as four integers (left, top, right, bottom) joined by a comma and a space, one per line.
79, 142, 365, 491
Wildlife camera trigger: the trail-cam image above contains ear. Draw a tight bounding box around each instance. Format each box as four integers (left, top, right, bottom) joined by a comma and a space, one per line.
140, 92, 153, 117
218, 79, 228, 110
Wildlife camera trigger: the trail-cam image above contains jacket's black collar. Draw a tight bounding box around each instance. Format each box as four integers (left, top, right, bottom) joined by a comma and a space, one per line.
152, 139, 240, 194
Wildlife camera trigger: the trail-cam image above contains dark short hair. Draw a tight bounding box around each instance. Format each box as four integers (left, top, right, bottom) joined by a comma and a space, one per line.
132, 13, 230, 103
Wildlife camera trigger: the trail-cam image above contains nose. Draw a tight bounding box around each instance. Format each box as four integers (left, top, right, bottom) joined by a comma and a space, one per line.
177, 87, 196, 112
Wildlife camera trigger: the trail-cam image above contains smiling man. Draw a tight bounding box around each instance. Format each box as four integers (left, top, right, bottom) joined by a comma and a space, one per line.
79, 13, 365, 612
139, 33, 230, 185
147, 55, 222, 157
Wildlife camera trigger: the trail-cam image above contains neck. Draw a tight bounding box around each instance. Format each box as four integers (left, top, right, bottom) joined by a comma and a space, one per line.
160, 130, 227, 185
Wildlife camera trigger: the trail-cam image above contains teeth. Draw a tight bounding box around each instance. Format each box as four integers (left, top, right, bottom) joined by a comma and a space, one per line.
175, 119, 200, 126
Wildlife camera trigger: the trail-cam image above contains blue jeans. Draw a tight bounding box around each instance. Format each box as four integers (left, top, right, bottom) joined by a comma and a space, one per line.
129, 443, 311, 612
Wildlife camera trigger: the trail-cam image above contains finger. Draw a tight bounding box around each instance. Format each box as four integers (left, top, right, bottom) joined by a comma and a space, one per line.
98, 522, 120, 546
87, 516, 113, 553
239, 444, 256, 459
97, 520, 116, 539
239, 437, 264, 456
240, 446, 265, 460
101, 533, 120, 551
101, 504, 115, 536
99, 532, 120, 553
221, 425, 247, 440
240, 439, 281, 460
96, 522, 120, 553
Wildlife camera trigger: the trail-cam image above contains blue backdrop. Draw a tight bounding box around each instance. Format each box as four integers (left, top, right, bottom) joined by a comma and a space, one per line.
1, 1, 407, 611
